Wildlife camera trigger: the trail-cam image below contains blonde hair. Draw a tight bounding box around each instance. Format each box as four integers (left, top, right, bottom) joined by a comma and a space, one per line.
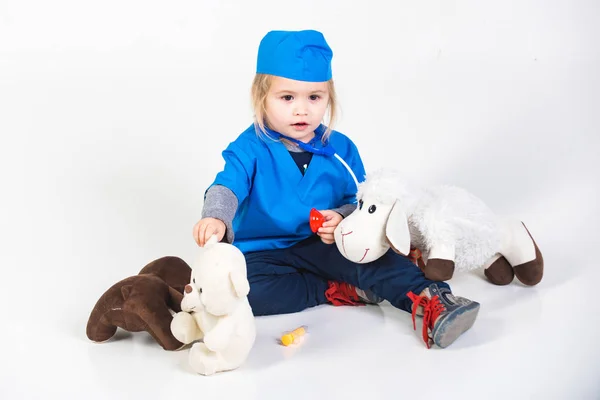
251, 73, 338, 142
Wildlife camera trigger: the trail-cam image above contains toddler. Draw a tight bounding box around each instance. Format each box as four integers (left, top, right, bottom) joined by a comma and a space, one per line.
193, 30, 480, 349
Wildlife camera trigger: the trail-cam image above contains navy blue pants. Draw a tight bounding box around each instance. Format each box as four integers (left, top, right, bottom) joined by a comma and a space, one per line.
245, 236, 450, 316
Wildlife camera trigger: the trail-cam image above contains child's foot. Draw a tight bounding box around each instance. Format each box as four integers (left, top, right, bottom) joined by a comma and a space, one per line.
407, 283, 479, 349
325, 281, 383, 306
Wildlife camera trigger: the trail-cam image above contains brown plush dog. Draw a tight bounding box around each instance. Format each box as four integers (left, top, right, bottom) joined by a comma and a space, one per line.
86, 256, 191, 350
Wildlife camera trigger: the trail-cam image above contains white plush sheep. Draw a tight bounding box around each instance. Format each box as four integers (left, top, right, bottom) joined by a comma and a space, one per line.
333, 169, 543, 285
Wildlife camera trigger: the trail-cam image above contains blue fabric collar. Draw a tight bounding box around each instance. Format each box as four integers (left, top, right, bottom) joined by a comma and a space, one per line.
264, 124, 336, 157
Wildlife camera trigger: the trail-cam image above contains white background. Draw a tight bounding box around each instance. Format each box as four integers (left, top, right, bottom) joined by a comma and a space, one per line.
2, 0, 599, 399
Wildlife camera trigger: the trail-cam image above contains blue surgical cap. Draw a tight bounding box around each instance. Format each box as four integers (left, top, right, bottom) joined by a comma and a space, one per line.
256, 30, 333, 82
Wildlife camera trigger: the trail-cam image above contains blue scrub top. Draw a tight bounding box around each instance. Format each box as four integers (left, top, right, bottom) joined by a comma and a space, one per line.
210, 124, 366, 254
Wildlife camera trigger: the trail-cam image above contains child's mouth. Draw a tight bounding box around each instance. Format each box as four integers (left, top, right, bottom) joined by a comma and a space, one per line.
292, 122, 309, 131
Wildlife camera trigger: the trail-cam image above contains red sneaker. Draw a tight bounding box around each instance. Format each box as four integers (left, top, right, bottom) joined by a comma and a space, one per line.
406, 284, 480, 349
325, 281, 383, 306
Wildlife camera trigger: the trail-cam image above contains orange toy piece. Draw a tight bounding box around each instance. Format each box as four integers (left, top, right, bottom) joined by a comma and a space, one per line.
280, 325, 308, 346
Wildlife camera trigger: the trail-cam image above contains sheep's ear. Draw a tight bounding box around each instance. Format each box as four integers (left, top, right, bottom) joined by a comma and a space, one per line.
385, 200, 411, 256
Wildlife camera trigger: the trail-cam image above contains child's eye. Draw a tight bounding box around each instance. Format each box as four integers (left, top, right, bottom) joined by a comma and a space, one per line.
281, 95, 293, 101
309, 95, 320, 101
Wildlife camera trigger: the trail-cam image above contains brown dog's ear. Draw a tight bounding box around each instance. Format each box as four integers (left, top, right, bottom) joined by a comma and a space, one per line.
385, 199, 411, 256
121, 285, 133, 299
167, 287, 183, 312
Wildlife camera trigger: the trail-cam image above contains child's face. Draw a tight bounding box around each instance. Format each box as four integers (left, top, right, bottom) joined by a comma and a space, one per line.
265, 76, 330, 143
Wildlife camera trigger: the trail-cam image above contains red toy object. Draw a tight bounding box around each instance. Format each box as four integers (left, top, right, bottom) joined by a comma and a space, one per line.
309, 208, 325, 233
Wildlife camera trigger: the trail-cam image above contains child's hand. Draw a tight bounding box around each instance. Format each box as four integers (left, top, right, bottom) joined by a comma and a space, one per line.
193, 218, 226, 247
317, 210, 343, 245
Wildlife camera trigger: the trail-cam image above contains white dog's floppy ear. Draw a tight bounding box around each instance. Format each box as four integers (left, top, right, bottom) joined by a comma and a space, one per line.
229, 270, 250, 298
385, 199, 411, 256
205, 234, 219, 246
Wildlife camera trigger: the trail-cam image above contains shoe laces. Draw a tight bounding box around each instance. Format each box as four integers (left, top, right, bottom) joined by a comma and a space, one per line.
407, 291, 446, 349
325, 282, 363, 306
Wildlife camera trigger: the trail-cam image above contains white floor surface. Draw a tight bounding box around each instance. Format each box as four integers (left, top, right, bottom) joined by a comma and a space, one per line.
4, 234, 600, 399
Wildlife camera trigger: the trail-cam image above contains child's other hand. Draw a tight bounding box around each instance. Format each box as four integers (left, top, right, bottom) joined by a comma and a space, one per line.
317, 210, 343, 245
193, 218, 226, 247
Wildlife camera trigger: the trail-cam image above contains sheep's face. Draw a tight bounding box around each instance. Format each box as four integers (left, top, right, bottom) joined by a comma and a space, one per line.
334, 195, 394, 263
335, 195, 411, 264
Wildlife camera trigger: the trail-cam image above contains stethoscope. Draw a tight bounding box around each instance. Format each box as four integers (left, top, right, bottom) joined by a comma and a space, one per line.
264, 126, 360, 190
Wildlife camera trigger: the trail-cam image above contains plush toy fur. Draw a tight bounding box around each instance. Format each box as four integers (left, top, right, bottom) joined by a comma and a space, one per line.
334, 168, 544, 286
170, 235, 256, 375
86, 256, 191, 350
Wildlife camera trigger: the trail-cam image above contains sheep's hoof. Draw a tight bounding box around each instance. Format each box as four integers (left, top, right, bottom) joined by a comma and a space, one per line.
513, 224, 544, 286
484, 256, 514, 285
423, 259, 455, 281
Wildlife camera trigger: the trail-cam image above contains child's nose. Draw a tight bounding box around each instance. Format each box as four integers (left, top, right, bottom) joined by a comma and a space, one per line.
294, 101, 309, 115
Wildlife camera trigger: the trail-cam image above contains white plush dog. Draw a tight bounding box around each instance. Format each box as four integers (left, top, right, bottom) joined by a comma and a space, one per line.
334, 169, 543, 286
170, 235, 256, 375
